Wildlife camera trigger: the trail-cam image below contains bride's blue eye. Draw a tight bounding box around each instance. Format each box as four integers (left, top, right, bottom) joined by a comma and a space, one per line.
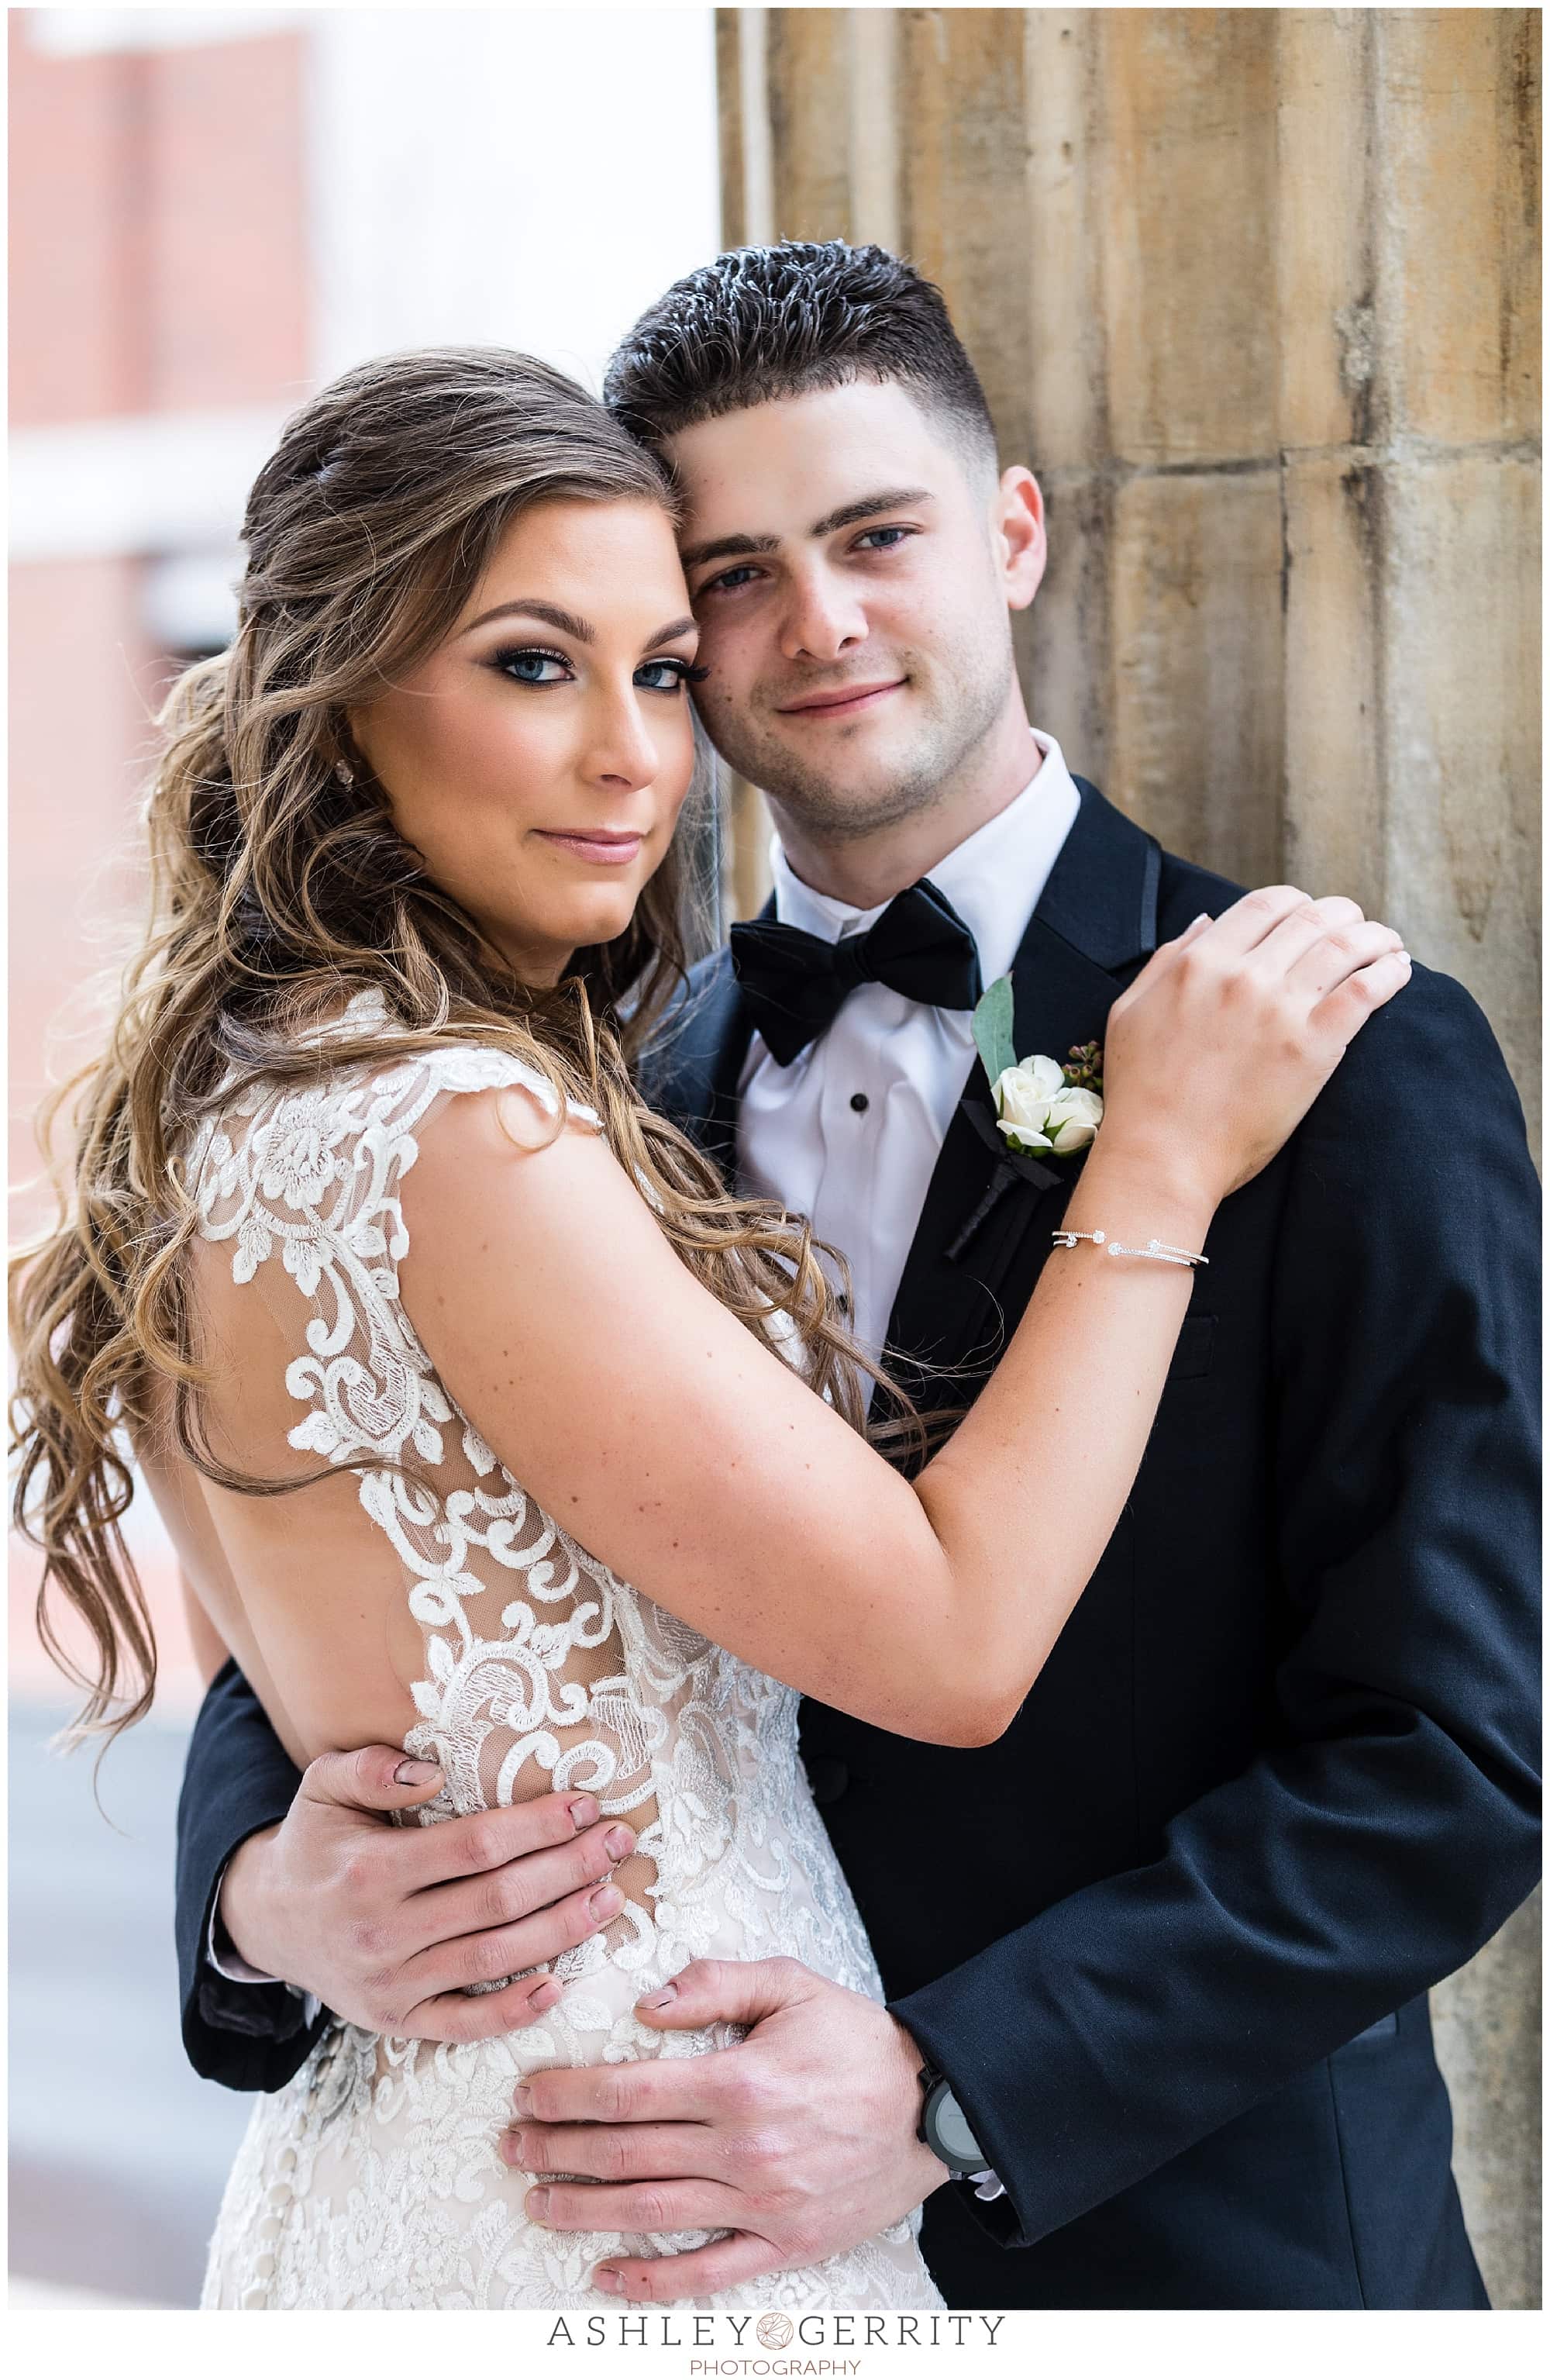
493, 647, 572, 685
635, 657, 709, 692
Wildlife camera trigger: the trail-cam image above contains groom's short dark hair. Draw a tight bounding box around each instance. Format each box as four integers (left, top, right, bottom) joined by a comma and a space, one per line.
604, 240, 997, 471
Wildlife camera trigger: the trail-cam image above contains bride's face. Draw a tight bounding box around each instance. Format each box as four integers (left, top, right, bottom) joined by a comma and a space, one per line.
349, 498, 701, 985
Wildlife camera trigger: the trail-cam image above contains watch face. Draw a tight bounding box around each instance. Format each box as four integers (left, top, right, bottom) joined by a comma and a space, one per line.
932, 2089, 983, 2168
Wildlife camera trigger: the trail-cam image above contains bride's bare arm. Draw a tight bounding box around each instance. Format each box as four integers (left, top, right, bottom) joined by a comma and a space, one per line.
402, 888, 1409, 1746
181, 1570, 232, 1690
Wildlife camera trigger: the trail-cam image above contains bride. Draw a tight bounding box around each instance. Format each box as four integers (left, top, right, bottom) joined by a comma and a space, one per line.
11, 349, 1410, 2311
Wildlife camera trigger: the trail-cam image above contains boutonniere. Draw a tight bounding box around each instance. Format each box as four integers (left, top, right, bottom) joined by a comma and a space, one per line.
971, 975, 1104, 1157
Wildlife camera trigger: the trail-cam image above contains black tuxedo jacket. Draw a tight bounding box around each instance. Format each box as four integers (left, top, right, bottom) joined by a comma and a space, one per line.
174, 780, 1540, 2309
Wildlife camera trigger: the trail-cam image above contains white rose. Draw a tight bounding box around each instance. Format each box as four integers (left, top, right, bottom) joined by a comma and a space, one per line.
993, 1057, 1104, 1154
993, 1055, 1065, 1144
1041, 1085, 1104, 1150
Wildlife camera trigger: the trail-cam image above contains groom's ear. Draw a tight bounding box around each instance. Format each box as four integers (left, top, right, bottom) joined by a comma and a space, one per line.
996, 468, 1047, 612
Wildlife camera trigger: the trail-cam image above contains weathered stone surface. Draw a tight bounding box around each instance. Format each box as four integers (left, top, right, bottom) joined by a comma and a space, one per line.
1098, 9, 1281, 464
847, 7, 902, 250
1025, 461, 1114, 793
1026, 12, 1107, 471
1110, 467, 1285, 885
1281, 450, 1385, 913
1433, 1891, 1544, 2312
722, 14, 1540, 2298
715, 10, 749, 249
768, 6, 852, 243
1381, 446, 1541, 1122
726, 773, 773, 921
897, 8, 1033, 464
1380, 9, 1541, 445
1276, 10, 1381, 451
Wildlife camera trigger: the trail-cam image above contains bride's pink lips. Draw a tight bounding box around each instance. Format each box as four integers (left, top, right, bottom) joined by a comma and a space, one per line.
776, 679, 907, 721
532, 829, 645, 866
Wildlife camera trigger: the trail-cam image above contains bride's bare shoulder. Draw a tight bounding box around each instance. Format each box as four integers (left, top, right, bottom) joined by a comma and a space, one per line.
399, 1071, 653, 1275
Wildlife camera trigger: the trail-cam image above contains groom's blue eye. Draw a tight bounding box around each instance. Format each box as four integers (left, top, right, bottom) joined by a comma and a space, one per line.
701, 564, 761, 595
493, 647, 571, 685
854, 525, 915, 551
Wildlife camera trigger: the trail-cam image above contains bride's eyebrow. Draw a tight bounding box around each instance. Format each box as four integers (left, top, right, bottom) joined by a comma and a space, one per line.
461, 598, 594, 641
458, 601, 698, 651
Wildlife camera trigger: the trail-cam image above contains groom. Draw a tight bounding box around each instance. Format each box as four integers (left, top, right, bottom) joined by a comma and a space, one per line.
174, 243, 1540, 2309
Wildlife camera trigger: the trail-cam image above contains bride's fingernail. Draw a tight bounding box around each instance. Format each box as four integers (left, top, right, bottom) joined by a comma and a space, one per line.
637, 1984, 677, 2011
394, 1758, 442, 1787
512, 2083, 534, 2116
527, 2187, 551, 2222
529, 1981, 561, 2014
594, 2268, 626, 2295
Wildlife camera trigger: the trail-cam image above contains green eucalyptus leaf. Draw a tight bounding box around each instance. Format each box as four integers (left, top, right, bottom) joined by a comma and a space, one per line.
972, 974, 1017, 1094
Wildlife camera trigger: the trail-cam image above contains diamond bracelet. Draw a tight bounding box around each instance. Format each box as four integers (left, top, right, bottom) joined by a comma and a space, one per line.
1051, 1228, 1208, 1270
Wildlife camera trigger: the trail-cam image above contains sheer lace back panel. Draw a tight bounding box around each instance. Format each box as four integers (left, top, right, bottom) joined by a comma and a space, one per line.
187, 997, 673, 1963
190, 995, 942, 2309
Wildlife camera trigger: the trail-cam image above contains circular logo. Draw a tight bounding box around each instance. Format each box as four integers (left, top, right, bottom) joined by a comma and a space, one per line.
756, 2314, 794, 2349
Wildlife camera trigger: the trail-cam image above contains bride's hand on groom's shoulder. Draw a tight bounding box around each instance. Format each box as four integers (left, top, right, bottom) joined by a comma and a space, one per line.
1100, 887, 1411, 1205
500, 1957, 948, 2303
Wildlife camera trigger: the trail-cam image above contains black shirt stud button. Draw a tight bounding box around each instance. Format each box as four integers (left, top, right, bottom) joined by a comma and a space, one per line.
849, 1092, 870, 1113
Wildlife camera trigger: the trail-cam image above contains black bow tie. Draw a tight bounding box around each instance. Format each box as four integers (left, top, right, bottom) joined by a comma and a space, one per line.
729, 878, 984, 1067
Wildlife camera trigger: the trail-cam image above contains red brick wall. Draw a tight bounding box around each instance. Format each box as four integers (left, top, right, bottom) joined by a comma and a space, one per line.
8, 18, 130, 423
9, 16, 313, 1215
141, 33, 311, 412
9, 15, 310, 425
7, 554, 168, 1227
9, 17, 313, 1716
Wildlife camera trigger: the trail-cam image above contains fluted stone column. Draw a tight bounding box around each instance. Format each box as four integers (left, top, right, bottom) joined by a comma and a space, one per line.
718, 5, 1541, 2306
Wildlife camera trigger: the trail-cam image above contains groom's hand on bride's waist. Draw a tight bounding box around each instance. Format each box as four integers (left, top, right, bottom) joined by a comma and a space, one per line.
499, 1957, 950, 2302
217, 1746, 637, 2043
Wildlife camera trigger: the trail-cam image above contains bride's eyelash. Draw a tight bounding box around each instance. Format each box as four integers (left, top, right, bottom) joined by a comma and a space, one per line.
487, 647, 708, 688
491, 643, 571, 681
637, 657, 710, 690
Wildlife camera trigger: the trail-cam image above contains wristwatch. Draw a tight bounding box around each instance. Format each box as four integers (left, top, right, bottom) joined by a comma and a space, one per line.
915, 2061, 988, 2176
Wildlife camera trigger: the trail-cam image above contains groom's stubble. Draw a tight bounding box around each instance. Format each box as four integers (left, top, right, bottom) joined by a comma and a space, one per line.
694, 624, 1018, 853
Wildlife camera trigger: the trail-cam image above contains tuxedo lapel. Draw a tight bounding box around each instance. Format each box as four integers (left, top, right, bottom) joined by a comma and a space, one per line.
642, 943, 757, 1185
883, 781, 1161, 1388
645, 785, 1162, 1395
699, 981, 753, 1184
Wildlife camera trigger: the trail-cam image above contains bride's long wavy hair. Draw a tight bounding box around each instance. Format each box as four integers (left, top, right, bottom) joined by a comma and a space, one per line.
10, 346, 887, 1745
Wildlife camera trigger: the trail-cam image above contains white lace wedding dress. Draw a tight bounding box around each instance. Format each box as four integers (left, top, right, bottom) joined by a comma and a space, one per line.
194, 1002, 943, 2311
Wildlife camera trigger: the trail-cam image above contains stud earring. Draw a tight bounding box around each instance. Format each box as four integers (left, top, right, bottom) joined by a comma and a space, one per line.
335, 759, 355, 788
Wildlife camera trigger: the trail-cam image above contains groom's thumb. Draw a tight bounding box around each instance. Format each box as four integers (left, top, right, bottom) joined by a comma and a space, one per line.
634, 1955, 816, 2031
301, 1744, 446, 1816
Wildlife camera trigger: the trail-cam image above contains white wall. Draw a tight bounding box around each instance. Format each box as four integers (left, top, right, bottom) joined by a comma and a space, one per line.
12, 7, 720, 640
26, 6, 299, 54
308, 7, 721, 397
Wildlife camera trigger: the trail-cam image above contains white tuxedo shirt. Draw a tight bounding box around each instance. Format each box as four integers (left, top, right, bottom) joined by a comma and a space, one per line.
737, 730, 1083, 1364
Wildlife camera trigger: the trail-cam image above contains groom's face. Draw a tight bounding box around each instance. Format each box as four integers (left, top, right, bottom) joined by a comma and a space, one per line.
665, 379, 1043, 838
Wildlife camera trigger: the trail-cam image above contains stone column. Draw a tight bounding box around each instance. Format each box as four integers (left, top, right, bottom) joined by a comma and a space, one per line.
718, 5, 1541, 2304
